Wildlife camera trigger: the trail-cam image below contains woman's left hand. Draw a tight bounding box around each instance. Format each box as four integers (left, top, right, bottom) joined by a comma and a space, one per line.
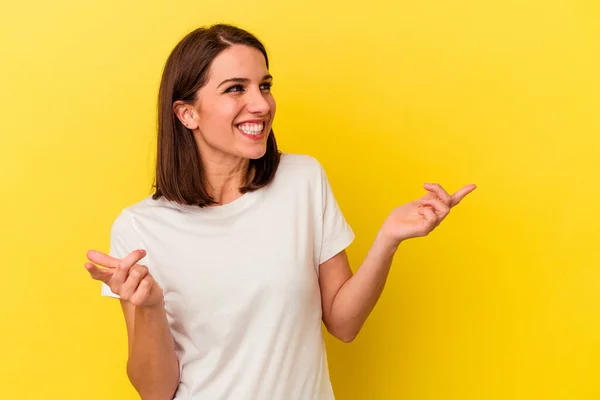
381, 183, 477, 245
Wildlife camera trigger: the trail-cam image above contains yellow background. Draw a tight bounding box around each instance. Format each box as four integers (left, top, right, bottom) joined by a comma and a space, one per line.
1, 0, 599, 398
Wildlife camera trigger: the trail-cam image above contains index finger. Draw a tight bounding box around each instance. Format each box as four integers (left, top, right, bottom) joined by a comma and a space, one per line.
86, 249, 146, 269
450, 184, 477, 207
424, 183, 452, 205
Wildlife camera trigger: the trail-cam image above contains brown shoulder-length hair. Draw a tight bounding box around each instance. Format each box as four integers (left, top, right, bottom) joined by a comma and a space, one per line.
151, 24, 281, 207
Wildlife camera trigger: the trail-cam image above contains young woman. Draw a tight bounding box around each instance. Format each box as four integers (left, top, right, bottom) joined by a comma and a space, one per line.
84, 24, 476, 400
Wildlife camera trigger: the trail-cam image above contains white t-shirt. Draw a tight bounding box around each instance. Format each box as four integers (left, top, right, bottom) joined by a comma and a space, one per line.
102, 153, 354, 399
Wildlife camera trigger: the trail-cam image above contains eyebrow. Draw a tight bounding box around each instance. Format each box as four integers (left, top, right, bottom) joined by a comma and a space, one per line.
217, 74, 273, 89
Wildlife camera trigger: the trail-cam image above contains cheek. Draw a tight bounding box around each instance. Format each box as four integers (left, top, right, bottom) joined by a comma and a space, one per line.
268, 96, 276, 114
200, 101, 241, 129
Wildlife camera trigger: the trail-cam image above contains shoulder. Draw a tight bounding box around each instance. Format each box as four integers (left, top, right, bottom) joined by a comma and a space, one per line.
110, 195, 177, 235
265, 153, 333, 205
275, 152, 326, 183
279, 152, 321, 168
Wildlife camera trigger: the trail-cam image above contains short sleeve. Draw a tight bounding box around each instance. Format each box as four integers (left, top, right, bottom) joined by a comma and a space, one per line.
317, 161, 355, 265
101, 210, 141, 299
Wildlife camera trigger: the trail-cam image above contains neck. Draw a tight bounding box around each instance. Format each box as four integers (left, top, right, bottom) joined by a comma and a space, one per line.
202, 155, 251, 205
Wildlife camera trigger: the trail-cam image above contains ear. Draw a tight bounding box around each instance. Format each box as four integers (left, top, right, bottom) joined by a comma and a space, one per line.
173, 101, 199, 130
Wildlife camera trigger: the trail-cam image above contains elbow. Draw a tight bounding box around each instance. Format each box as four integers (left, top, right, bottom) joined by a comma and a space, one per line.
139, 393, 178, 400
337, 332, 357, 343
326, 323, 361, 343
138, 392, 178, 400
130, 379, 179, 400
127, 362, 180, 400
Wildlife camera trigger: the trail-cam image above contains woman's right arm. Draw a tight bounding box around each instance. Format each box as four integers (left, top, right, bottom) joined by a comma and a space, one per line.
121, 300, 179, 400
85, 249, 180, 400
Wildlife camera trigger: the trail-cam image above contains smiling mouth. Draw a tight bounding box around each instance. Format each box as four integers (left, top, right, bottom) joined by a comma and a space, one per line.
236, 121, 265, 137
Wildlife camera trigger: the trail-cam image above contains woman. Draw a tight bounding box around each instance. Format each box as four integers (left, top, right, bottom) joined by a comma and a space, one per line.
84, 24, 476, 400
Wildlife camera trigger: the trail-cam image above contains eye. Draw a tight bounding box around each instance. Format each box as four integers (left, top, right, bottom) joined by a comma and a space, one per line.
260, 82, 272, 92
224, 84, 244, 93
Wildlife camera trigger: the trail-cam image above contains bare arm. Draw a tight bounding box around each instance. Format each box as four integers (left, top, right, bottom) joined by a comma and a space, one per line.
121, 301, 180, 400
85, 249, 179, 400
319, 183, 476, 342
319, 233, 397, 343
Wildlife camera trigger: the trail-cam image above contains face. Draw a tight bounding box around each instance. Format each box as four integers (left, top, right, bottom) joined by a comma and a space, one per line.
176, 44, 276, 163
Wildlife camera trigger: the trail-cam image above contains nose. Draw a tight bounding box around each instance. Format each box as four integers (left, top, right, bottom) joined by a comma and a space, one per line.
246, 87, 271, 115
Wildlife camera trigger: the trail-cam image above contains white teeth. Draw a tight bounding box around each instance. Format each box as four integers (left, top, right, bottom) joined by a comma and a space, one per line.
238, 122, 264, 135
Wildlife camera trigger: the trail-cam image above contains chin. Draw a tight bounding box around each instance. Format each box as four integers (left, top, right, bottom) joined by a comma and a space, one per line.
244, 145, 268, 160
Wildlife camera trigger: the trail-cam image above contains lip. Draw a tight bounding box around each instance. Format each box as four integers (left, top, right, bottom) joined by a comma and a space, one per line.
237, 127, 265, 141
235, 118, 269, 141
236, 122, 267, 141
235, 119, 268, 125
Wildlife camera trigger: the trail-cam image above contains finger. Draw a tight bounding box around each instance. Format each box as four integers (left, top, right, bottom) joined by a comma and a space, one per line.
450, 184, 477, 207
424, 183, 452, 205
87, 249, 146, 269
84, 262, 114, 283
418, 206, 437, 226
420, 200, 447, 228
120, 249, 148, 268
420, 198, 450, 216
129, 275, 154, 306
87, 250, 119, 269
109, 250, 148, 287
119, 265, 150, 300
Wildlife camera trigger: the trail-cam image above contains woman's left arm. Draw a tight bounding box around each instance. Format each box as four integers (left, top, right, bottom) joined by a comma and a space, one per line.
319, 183, 476, 343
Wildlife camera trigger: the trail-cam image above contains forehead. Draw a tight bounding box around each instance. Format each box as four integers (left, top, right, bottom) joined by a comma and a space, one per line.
206, 44, 268, 83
